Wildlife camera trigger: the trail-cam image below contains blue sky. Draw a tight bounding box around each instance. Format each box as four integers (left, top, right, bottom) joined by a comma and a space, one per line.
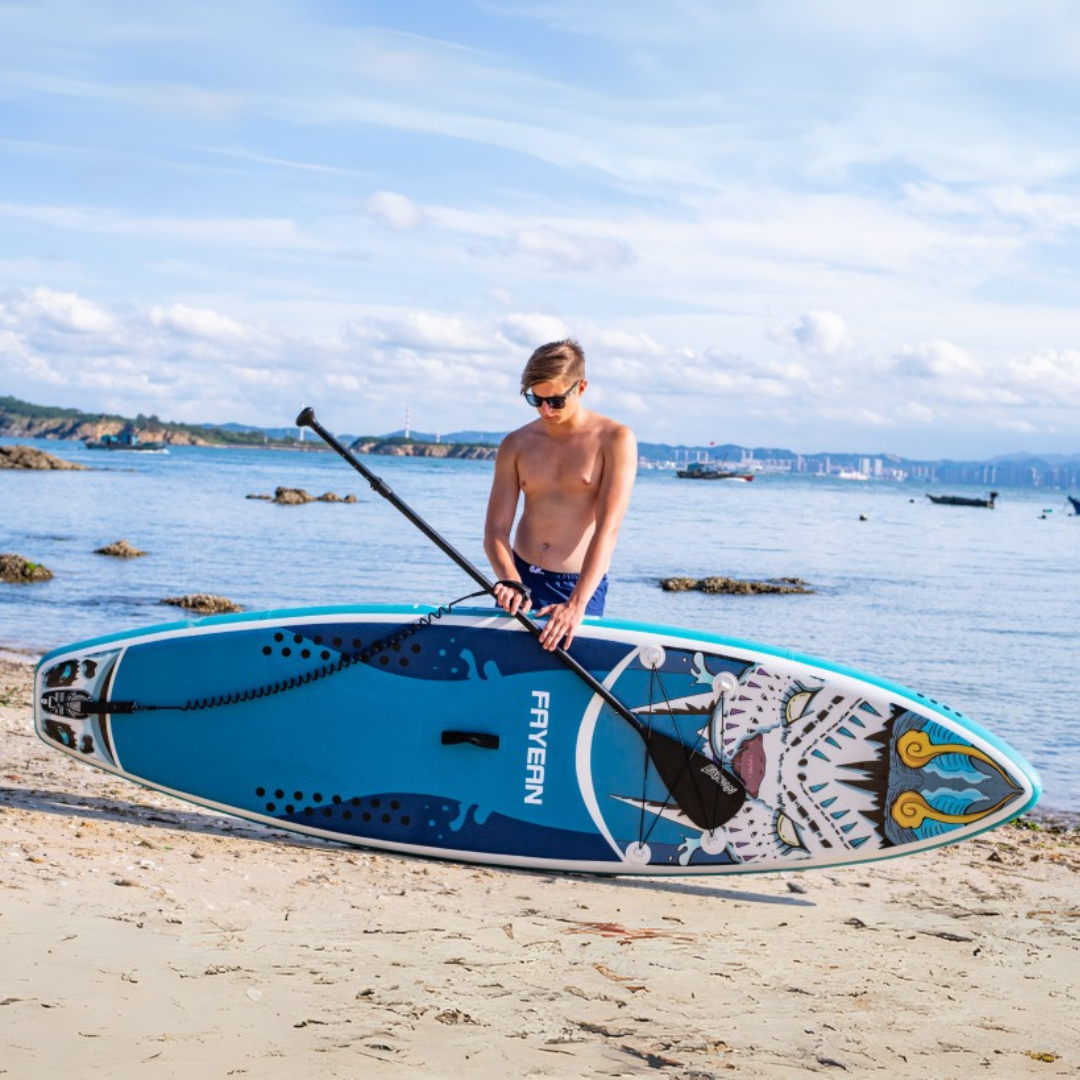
2, 0, 1079, 457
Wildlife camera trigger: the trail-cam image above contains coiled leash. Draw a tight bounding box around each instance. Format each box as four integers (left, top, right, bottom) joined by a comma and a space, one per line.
60, 589, 490, 717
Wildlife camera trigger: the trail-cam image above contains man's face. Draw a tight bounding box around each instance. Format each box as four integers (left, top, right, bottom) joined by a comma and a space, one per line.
523, 378, 585, 422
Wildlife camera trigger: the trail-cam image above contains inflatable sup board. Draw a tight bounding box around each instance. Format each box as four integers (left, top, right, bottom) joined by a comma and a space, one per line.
32, 409, 1040, 876
34, 604, 1039, 875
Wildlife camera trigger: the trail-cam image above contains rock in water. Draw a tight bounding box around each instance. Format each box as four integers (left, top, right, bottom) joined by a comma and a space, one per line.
160, 594, 243, 615
95, 539, 147, 558
261, 487, 355, 504
0, 554, 54, 582
0, 445, 87, 470
660, 576, 813, 595
273, 487, 313, 504
659, 577, 698, 592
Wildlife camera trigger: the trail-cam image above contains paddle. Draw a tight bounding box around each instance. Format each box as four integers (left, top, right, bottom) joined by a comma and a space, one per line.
296, 407, 746, 832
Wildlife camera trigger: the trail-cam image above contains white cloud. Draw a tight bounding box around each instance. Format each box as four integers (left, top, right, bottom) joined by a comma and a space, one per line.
817, 404, 893, 428
0, 202, 328, 253
898, 401, 939, 424
194, 145, 352, 175
1003, 348, 1080, 405
513, 226, 633, 271
905, 181, 1080, 231
365, 310, 490, 352
2, 278, 1077, 458
148, 303, 248, 343
892, 339, 982, 379
589, 329, 665, 357
996, 418, 1038, 434
903, 183, 984, 218
789, 310, 849, 355
365, 191, 427, 231
497, 313, 572, 349
607, 388, 650, 415
19, 286, 115, 334
324, 371, 366, 394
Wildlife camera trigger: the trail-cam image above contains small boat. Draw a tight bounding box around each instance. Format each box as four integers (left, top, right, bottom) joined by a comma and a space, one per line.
926, 491, 998, 508
85, 427, 167, 452
1069, 495, 1080, 515
676, 462, 754, 481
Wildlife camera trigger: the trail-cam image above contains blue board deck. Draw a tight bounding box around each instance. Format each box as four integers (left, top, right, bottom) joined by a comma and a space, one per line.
34, 605, 1040, 875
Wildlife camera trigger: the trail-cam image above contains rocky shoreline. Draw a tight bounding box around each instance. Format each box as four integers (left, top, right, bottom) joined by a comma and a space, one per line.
1, 432, 497, 460
0, 444, 87, 470
1, 408, 498, 456
348, 438, 496, 460
0, 417, 208, 446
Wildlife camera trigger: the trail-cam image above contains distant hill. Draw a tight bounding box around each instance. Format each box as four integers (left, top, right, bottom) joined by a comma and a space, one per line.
214, 423, 505, 445
384, 428, 506, 446
0, 396, 500, 456
0, 395, 296, 447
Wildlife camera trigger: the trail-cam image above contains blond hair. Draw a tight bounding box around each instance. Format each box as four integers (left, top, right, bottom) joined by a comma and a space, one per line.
520, 339, 585, 392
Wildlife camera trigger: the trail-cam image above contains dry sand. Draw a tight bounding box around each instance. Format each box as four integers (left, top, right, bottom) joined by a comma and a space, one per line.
2, 655, 1078, 1078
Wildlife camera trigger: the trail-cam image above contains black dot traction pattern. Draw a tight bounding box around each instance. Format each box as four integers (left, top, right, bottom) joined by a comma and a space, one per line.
258, 627, 425, 672
249, 783, 617, 863
255, 786, 414, 831
262, 631, 357, 663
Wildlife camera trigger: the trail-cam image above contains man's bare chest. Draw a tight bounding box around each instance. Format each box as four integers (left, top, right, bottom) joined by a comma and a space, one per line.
519, 443, 604, 497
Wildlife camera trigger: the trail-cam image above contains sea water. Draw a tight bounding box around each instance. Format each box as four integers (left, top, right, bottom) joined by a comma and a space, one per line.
2, 436, 1077, 814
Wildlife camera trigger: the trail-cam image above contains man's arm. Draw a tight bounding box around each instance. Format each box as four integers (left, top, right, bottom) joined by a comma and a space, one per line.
484, 435, 530, 616
537, 424, 637, 650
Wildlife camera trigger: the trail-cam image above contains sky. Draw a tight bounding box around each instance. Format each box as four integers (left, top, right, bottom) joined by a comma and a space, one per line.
1, 1, 1079, 459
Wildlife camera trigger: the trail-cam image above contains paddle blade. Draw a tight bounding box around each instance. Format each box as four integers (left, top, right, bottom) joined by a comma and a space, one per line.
642, 726, 747, 831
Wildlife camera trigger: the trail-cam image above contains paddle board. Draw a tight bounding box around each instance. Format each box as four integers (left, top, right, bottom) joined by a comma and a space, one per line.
33, 604, 1040, 875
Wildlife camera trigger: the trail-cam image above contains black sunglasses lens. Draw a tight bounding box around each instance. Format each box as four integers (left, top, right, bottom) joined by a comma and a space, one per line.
524, 383, 576, 408
525, 392, 564, 407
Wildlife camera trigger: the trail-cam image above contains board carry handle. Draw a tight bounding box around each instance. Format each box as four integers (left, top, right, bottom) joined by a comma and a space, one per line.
296, 406, 746, 832
442, 730, 501, 750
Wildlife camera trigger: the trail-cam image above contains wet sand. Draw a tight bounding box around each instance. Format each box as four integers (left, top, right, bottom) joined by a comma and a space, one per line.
2, 656, 1078, 1077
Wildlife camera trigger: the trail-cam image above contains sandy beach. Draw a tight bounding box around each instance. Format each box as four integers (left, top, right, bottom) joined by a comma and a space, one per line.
2, 655, 1077, 1078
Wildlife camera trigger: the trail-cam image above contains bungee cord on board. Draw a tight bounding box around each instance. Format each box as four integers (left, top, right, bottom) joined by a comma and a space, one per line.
63, 590, 490, 717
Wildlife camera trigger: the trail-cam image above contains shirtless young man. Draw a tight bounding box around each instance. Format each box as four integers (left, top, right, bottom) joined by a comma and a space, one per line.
484, 339, 637, 652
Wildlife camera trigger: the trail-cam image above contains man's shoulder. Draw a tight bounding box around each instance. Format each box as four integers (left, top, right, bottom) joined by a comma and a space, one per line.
496, 421, 541, 456
500, 420, 541, 444
595, 413, 636, 448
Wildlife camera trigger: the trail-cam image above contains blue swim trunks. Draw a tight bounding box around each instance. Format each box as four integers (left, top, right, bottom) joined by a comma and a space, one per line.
512, 551, 609, 616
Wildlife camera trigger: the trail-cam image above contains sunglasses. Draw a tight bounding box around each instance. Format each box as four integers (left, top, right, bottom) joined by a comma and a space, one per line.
522, 380, 581, 409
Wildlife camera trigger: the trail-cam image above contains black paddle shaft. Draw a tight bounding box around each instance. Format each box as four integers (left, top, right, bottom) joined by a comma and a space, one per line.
296, 407, 746, 831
